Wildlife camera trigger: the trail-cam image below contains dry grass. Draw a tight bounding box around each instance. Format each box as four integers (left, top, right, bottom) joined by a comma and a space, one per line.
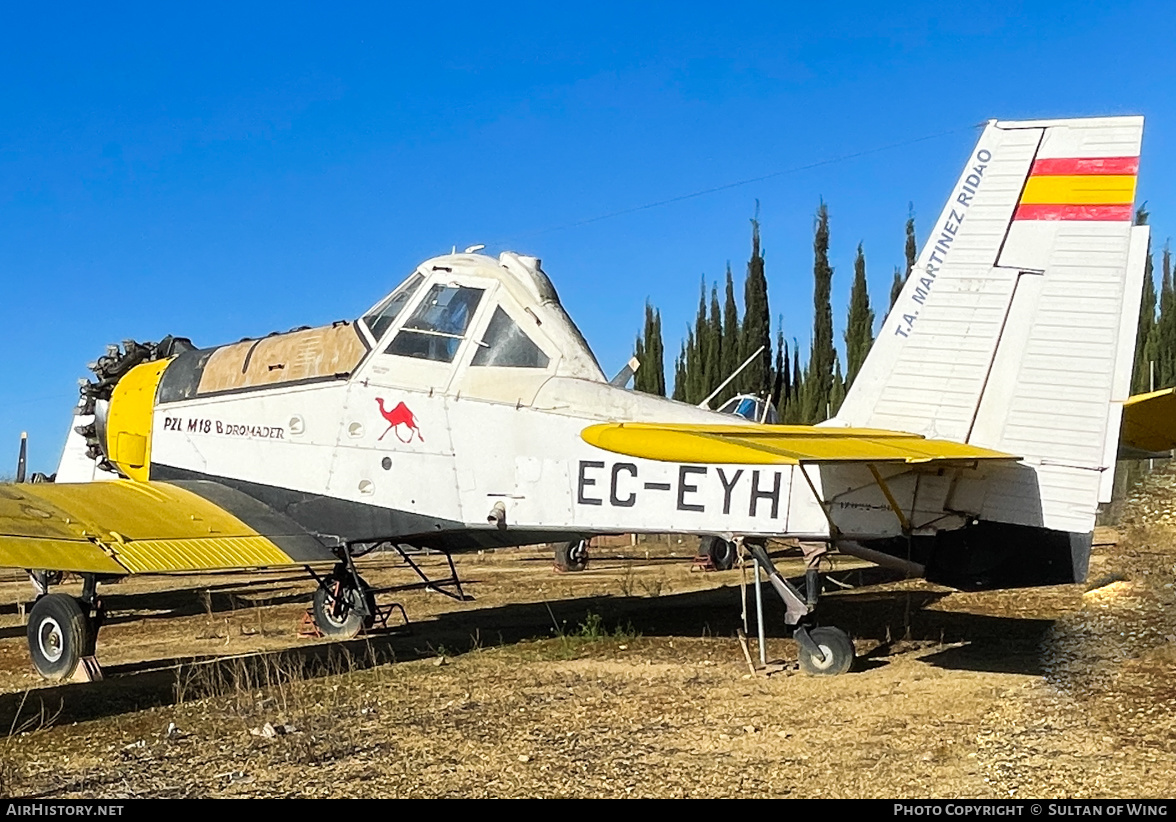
0, 528, 1172, 797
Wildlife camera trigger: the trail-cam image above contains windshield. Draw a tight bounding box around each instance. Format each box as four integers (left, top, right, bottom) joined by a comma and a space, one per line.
472, 307, 550, 368
385, 283, 485, 363
717, 395, 778, 424
363, 273, 424, 341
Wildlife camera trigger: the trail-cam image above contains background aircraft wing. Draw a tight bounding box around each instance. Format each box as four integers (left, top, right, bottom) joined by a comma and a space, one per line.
0, 481, 335, 575
582, 422, 1018, 465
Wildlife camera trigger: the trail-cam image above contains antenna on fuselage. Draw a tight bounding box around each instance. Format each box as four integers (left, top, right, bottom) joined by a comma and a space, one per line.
610, 357, 641, 387
15, 432, 27, 483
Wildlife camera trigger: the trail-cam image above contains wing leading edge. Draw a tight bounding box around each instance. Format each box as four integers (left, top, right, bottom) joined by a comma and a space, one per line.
0, 481, 335, 575
581, 422, 1018, 465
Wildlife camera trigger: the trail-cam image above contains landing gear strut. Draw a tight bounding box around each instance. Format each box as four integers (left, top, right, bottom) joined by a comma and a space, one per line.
744, 542, 855, 676
26, 573, 104, 681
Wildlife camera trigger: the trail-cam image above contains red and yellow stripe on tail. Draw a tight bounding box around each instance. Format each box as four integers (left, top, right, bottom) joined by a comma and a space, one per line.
1014, 155, 1138, 221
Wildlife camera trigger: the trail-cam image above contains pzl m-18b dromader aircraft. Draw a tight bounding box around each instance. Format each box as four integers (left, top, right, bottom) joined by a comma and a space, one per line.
1, 115, 1161, 682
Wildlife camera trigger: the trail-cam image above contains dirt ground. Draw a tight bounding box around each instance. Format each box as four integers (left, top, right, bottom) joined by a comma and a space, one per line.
0, 517, 1173, 799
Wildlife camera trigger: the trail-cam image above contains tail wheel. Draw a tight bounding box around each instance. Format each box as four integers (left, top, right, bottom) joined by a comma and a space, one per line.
699, 536, 737, 571
797, 626, 855, 676
27, 595, 91, 681
554, 539, 589, 573
312, 578, 376, 639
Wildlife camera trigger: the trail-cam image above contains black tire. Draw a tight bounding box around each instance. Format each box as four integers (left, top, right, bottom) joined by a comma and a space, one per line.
312, 579, 376, 639
27, 595, 90, 681
554, 539, 589, 572
699, 536, 737, 571
797, 626, 855, 676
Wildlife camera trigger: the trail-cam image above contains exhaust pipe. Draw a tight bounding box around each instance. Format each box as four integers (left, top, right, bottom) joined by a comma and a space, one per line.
487, 501, 507, 529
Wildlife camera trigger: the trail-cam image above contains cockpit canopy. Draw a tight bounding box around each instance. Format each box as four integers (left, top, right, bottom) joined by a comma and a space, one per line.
357, 251, 602, 384
716, 394, 779, 424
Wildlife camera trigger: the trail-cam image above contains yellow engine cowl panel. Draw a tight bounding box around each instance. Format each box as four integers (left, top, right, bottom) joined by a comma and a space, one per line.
106, 358, 172, 482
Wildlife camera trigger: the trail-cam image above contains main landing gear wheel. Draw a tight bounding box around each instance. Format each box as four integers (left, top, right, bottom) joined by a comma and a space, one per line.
27, 594, 92, 681
698, 536, 737, 571
313, 577, 376, 639
554, 539, 590, 573
797, 626, 855, 676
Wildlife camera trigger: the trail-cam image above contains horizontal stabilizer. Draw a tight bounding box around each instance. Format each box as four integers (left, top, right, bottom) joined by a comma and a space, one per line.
1121, 387, 1176, 455
582, 422, 1018, 465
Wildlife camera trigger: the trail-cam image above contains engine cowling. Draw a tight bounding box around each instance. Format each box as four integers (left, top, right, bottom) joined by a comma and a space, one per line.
100, 358, 173, 481
76, 336, 195, 480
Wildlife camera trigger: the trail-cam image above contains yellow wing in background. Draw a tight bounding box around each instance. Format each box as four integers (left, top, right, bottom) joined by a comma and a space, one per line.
0, 481, 334, 575
1120, 387, 1176, 455
582, 422, 1018, 465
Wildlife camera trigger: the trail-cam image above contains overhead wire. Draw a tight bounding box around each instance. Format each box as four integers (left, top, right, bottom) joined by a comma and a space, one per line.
491, 122, 984, 245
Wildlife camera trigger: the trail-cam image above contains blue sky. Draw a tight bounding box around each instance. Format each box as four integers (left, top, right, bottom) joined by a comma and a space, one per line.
3, 2, 1174, 473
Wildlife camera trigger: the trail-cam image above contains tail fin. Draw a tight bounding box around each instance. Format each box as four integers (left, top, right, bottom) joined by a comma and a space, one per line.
836, 116, 1146, 535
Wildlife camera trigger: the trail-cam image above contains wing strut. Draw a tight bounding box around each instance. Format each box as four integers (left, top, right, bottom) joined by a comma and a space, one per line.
866, 464, 912, 535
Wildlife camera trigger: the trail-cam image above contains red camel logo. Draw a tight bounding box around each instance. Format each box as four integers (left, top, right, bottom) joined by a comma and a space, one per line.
376, 398, 424, 443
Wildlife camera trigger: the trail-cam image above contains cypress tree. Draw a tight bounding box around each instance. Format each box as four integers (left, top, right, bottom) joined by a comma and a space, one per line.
651, 308, 666, 396
890, 206, 917, 309
692, 276, 709, 402
780, 335, 792, 415
830, 357, 846, 416
633, 301, 666, 395
844, 242, 874, 388
741, 203, 772, 397
905, 204, 917, 276
786, 341, 802, 423
706, 285, 723, 403
805, 201, 835, 422
771, 319, 785, 412
633, 304, 648, 392
1159, 241, 1175, 388
633, 331, 646, 391
721, 263, 740, 403
1132, 206, 1158, 395
684, 326, 699, 404
672, 348, 686, 401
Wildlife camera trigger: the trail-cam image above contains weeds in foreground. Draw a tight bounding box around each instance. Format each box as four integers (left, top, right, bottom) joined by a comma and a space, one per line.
541, 611, 640, 659
619, 564, 636, 597
0, 690, 63, 797
639, 573, 669, 598
618, 565, 670, 598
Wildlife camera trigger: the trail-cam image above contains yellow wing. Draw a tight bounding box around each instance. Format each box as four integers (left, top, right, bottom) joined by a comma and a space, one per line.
581, 422, 1018, 465
1121, 387, 1176, 455
0, 480, 335, 575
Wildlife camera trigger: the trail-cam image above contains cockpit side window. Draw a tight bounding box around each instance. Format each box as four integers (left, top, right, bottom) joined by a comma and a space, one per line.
471, 306, 550, 369
363, 273, 424, 342
385, 284, 485, 363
